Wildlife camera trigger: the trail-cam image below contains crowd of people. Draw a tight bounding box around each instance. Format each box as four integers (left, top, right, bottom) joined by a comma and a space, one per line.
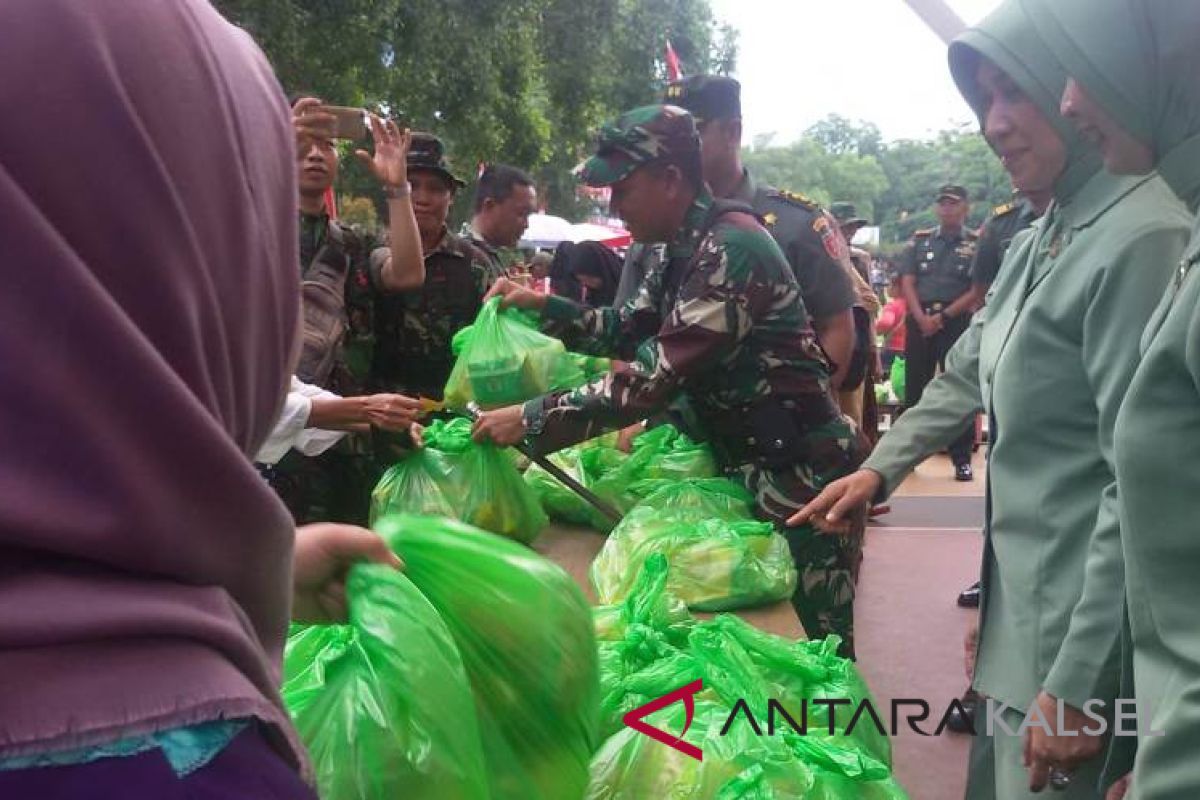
2, 0, 1198, 798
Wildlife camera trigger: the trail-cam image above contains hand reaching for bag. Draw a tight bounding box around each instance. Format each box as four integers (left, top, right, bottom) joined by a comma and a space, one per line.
484, 277, 548, 312
292, 523, 403, 623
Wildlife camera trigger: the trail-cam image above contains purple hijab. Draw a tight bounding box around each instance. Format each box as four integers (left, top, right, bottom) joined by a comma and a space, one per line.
0, 0, 304, 768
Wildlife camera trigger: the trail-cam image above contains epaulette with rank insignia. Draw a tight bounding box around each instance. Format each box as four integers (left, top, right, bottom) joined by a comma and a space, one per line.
991, 201, 1018, 218
912, 227, 935, 238
772, 189, 820, 211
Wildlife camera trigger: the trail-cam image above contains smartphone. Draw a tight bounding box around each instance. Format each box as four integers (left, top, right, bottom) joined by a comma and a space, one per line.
320, 105, 368, 141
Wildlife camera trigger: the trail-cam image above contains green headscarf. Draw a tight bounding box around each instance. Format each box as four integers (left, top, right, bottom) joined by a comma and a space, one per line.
1023, 0, 1200, 210
948, 0, 1100, 201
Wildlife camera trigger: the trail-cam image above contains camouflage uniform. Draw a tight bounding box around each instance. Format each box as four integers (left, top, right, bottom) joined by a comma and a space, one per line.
522, 106, 862, 656
265, 212, 389, 526
460, 222, 521, 280
370, 227, 493, 400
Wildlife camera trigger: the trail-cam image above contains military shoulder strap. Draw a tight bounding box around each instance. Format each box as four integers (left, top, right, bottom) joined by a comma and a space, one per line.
770, 189, 820, 212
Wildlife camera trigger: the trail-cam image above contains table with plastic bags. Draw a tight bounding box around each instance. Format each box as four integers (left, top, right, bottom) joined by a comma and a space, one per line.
587, 554, 908, 799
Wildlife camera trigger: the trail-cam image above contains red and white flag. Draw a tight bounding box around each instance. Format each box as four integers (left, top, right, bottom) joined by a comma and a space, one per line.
665, 39, 682, 81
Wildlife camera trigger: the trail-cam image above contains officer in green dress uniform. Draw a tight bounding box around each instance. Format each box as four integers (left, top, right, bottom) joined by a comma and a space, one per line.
898, 185, 979, 481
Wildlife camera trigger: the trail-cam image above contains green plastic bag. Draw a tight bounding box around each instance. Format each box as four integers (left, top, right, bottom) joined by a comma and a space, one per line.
371, 418, 547, 543
523, 434, 629, 531
281, 565, 490, 800
376, 514, 601, 800
889, 356, 906, 404
444, 297, 588, 409
588, 559, 906, 799
524, 425, 719, 532
591, 479, 796, 611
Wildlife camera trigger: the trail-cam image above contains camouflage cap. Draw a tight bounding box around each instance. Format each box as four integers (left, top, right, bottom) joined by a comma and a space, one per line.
830, 201, 870, 227
407, 132, 465, 189
575, 105, 700, 187
662, 74, 741, 123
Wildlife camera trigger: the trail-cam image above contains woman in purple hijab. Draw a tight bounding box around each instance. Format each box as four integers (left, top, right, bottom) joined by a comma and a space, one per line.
0, 1, 398, 795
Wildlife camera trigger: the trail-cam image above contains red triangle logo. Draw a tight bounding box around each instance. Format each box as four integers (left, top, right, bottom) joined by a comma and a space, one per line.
622, 679, 704, 761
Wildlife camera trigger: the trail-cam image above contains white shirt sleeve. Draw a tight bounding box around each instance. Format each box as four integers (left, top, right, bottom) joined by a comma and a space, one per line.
254, 377, 349, 464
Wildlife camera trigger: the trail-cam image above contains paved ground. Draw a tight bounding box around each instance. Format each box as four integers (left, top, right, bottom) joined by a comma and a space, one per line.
532, 449, 986, 799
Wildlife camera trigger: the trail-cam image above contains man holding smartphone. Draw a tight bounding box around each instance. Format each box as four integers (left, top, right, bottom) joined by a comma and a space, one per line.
264, 98, 425, 526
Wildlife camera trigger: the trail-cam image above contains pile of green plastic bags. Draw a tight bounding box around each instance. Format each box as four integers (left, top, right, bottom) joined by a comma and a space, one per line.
370, 418, 547, 544
591, 478, 797, 612
524, 423, 719, 532
588, 554, 908, 799
282, 514, 601, 800
443, 297, 609, 410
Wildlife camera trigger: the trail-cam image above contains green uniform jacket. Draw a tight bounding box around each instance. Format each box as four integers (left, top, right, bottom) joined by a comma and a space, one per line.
1111, 220, 1200, 794
863, 172, 1191, 713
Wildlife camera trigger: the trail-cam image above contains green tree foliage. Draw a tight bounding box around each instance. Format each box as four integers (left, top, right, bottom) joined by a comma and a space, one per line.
743, 116, 1012, 248
214, 0, 738, 224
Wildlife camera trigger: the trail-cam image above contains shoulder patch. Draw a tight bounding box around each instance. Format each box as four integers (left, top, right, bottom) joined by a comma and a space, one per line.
812, 212, 848, 261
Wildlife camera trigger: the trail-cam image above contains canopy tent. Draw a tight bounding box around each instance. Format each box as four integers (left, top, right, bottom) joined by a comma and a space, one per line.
521, 213, 631, 249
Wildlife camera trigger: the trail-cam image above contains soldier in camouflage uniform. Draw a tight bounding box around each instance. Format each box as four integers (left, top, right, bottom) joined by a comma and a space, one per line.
462, 163, 538, 276
371, 133, 497, 407
265, 98, 425, 526
473, 105, 862, 656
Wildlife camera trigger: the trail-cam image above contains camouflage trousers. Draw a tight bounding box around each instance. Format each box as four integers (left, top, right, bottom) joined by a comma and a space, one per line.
260, 446, 380, 527
734, 421, 864, 660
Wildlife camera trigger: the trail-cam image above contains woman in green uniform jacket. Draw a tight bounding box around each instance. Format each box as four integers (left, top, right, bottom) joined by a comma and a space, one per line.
788, 1, 1193, 797
1025, 2, 1200, 797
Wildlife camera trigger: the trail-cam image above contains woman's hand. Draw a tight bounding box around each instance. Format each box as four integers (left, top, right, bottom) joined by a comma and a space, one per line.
1024, 690, 1106, 792
292, 523, 402, 623
787, 469, 882, 532
363, 393, 420, 432
483, 277, 548, 312
471, 405, 527, 446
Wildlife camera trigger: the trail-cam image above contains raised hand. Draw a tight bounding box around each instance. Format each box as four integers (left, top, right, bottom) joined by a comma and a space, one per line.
355, 114, 411, 189
291, 96, 335, 154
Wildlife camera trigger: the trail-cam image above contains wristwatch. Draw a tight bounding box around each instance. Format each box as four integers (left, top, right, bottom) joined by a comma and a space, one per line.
384, 181, 411, 200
